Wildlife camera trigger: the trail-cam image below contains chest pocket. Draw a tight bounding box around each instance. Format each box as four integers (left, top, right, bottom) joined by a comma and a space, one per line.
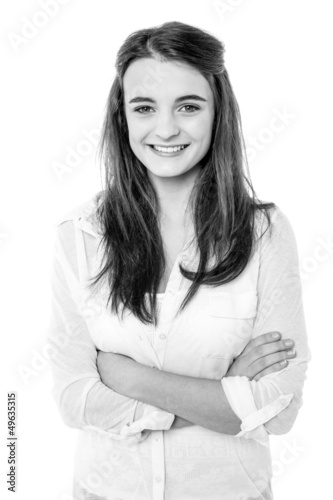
202, 290, 258, 359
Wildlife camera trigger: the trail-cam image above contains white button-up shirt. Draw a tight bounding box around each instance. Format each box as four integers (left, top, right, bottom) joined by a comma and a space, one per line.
47, 192, 311, 500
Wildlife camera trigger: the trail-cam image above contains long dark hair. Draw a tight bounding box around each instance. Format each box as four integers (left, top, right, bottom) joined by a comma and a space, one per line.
88, 21, 275, 326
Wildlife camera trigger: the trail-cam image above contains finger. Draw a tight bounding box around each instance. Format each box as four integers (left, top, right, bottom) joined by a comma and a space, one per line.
250, 350, 296, 375
241, 331, 282, 356
252, 360, 289, 381
248, 341, 296, 364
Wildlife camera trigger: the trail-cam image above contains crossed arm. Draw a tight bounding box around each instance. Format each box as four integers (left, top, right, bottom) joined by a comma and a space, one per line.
96, 325, 299, 436
97, 351, 242, 435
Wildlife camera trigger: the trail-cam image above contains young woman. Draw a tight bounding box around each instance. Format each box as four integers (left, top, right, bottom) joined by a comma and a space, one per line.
48, 21, 311, 500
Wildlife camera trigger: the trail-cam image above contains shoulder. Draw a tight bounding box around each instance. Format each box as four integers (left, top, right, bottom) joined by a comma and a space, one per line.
254, 203, 295, 239
263, 205, 296, 242
255, 204, 299, 265
55, 190, 104, 237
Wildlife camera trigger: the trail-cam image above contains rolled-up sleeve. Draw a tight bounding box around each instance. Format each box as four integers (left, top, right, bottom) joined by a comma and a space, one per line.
47, 219, 174, 444
221, 207, 311, 446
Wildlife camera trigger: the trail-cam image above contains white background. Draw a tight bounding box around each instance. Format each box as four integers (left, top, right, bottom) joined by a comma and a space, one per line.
1, 0, 332, 498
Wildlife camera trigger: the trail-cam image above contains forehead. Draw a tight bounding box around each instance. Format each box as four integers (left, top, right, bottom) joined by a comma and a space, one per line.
123, 58, 212, 101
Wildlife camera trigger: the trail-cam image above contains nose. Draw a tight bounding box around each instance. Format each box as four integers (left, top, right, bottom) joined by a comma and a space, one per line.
155, 111, 180, 139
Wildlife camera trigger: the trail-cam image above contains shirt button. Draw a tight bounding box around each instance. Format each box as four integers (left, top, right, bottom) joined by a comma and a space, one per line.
159, 334, 166, 340
155, 476, 162, 483
154, 437, 160, 443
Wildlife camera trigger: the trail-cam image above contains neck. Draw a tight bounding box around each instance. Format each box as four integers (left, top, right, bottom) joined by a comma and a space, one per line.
150, 166, 200, 224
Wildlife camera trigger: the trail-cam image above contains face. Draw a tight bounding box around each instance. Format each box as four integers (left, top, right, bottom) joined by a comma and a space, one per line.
123, 58, 215, 185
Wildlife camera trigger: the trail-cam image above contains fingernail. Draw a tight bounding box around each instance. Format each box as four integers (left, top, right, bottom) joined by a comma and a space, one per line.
272, 333, 280, 339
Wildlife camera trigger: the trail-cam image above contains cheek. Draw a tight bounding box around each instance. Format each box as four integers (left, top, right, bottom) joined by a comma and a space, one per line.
127, 131, 145, 156
189, 116, 214, 143
129, 135, 138, 150
125, 116, 144, 142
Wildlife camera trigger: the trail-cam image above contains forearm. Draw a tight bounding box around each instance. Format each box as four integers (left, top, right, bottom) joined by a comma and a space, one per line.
160, 370, 241, 435
105, 357, 242, 435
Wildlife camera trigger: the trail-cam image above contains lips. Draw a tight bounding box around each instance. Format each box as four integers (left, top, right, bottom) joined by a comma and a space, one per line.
148, 144, 190, 151
147, 143, 190, 157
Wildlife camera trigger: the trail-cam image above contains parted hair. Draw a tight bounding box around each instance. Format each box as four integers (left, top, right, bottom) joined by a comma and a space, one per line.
88, 21, 275, 326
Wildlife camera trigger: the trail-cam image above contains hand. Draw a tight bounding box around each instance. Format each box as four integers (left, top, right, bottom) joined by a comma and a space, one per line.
226, 331, 296, 381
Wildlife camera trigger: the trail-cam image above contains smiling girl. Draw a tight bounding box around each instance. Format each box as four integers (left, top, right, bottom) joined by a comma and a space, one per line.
48, 21, 311, 500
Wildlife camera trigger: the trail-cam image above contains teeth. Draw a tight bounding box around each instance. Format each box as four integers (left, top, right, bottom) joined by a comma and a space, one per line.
152, 145, 187, 153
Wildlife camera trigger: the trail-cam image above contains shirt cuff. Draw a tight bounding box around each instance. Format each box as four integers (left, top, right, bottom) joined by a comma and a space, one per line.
221, 376, 294, 447
120, 404, 175, 438
83, 405, 175, 444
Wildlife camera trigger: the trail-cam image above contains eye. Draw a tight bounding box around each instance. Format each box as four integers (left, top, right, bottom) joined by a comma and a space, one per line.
180, 105, 199, 113
134, 106, 154, 114
133, 104, 199, 114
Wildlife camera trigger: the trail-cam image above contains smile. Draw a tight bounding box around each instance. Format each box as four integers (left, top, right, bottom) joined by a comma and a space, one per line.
148, 144, 190, 155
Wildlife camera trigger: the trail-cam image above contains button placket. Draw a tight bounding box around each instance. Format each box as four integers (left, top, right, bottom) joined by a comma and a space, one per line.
151, 430, 165, 500
136, 331, 162, 369
154, 255, 182, 366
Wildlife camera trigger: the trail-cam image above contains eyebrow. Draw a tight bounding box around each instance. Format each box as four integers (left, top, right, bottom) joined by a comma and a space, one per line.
128, 94, 207, 104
